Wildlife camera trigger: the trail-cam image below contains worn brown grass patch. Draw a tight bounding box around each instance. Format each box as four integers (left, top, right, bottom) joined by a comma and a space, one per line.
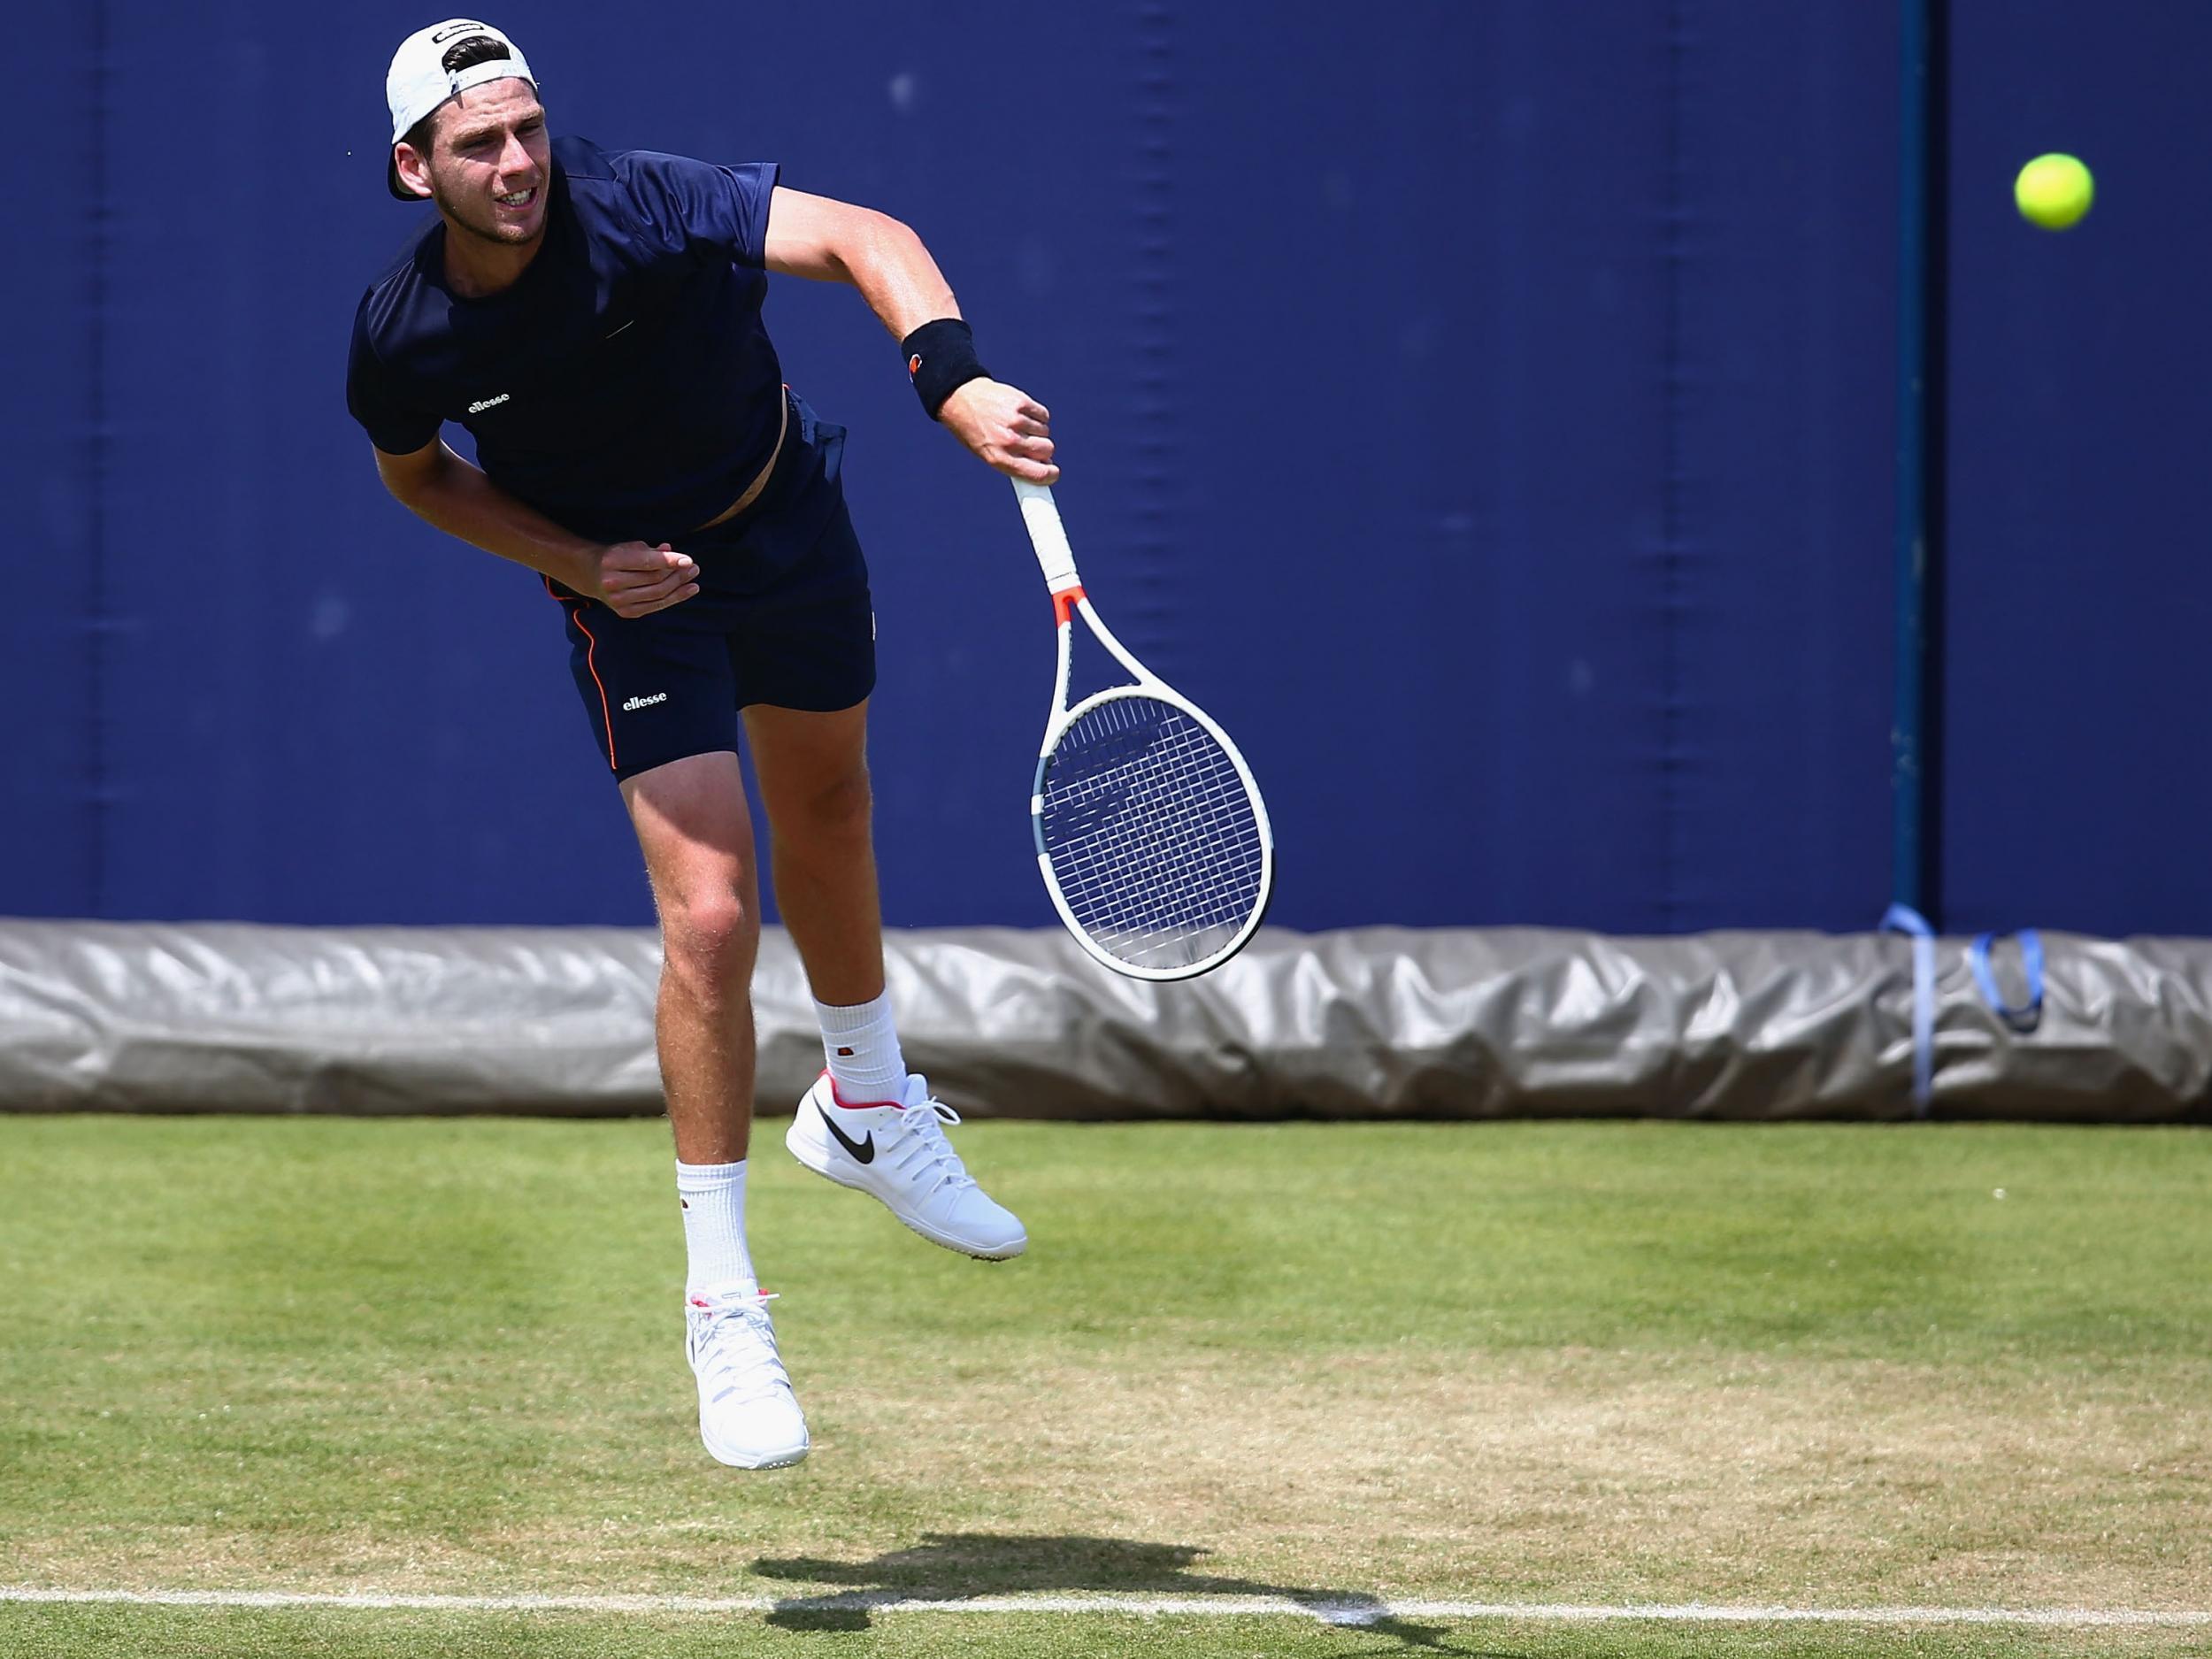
15, 1347, 2206, 1612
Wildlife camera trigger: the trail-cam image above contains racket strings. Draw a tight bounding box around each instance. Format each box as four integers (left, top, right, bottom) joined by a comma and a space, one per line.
1040, 697, 1267, 971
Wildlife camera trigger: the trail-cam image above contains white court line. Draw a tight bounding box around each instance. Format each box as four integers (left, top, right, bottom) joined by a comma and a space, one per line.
4, 1586, 2210, 1629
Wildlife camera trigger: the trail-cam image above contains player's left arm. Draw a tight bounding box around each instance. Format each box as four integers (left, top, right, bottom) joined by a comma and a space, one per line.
763, 187, 1056, 483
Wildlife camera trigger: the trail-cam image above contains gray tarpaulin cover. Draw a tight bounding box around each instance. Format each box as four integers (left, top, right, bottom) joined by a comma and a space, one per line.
0, 920, 2207, 1121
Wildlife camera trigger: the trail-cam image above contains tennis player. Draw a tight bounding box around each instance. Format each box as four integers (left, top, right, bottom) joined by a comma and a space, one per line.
346, 20, 1055, 1471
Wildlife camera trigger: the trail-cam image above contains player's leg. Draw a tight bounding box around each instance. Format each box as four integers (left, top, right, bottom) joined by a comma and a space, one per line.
551, 565, 810, 1471
741, 699, 885, 1010
620, 750, 809, 1469
623, 750, 763, 1166
743, 699, 901, 1102
745, 699, 1027, 1262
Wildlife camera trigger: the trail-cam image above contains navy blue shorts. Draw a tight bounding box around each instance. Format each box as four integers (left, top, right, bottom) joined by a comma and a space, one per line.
545, 393, 876, 783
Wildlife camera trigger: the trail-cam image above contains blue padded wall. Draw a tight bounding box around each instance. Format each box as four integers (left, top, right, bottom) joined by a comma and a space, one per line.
1938, 0, 2212, 938
11, 2, 2198, 937
4, 6, 104, 913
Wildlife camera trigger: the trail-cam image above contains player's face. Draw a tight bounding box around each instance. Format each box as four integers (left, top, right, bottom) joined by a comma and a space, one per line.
410, 81, 552, 248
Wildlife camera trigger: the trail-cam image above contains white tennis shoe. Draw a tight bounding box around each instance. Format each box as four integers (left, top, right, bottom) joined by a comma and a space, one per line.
785, 1072, 1028, 1260
685, 1288, 809, 1470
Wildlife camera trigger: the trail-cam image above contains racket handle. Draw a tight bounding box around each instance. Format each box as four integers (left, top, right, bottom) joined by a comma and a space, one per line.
1012, 480, 1083, 594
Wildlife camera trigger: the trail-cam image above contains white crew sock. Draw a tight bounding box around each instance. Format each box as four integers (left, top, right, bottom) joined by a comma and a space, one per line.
676, 1158, 754, 1298
816, 990, 908, 1103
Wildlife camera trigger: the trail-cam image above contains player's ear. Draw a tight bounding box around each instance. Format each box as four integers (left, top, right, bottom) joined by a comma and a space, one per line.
391, 141, 435, 200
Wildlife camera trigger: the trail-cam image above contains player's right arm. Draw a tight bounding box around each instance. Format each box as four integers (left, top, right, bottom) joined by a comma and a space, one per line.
371, 438, 700, 618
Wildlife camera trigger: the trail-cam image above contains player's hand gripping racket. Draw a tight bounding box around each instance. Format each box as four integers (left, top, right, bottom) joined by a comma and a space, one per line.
1011, 480, 1274, 980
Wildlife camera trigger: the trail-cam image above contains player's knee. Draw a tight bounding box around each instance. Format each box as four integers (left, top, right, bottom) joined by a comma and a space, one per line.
787, 766, 873, 849
658, 887, 758, 988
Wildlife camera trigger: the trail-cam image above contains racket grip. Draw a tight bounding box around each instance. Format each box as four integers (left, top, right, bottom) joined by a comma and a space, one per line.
1012, 480, 1083, 594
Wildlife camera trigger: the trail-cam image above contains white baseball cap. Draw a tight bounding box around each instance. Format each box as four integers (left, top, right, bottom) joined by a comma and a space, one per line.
385, 19, 538, 199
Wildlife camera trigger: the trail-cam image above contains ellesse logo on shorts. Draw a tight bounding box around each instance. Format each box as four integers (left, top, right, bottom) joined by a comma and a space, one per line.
622, 693, 669, 712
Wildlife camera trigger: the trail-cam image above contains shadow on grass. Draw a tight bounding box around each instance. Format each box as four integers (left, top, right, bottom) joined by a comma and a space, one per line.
752, 1532, 1515, 1654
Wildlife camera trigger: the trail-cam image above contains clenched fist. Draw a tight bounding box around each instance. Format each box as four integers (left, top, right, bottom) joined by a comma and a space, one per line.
939, 380, 1057, 483
585, 541, 700, 618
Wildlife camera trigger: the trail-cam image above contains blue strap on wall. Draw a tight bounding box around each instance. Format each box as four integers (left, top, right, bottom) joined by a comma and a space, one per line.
1969, 928, 2044, 1032
1880, 902, 1935, 1115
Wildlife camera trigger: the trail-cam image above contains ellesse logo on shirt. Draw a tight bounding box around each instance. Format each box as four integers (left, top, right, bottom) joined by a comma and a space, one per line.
623, 693, 669, 712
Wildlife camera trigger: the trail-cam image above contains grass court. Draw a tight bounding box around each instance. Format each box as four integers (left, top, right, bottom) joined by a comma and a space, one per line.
4, 1114, 2208, 1656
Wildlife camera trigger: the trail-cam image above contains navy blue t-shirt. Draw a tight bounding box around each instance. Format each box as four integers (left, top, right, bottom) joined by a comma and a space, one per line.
347, 136, 784, 545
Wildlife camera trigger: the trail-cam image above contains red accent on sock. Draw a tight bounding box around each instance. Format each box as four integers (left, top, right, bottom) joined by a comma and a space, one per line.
835, 1046, 855, 1056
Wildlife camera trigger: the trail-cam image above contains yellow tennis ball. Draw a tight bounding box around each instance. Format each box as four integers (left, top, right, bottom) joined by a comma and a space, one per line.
2015, 153, 2093, 230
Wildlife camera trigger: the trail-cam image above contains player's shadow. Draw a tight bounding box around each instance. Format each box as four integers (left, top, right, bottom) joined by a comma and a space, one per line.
751, 1532, 1518, 1655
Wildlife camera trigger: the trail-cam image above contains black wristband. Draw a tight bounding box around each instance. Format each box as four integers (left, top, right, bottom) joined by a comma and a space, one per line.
902, 319, 990, 419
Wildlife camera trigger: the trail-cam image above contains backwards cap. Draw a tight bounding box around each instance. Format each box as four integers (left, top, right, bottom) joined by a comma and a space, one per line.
385, 19, 538, 200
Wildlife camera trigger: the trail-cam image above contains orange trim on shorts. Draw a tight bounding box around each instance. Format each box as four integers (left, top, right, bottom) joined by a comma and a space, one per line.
1052, 585, 1087, 626
568, 603, 618, 772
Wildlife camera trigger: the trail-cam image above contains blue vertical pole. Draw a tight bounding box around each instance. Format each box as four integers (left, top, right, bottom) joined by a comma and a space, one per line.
1893, 0, 1944, 922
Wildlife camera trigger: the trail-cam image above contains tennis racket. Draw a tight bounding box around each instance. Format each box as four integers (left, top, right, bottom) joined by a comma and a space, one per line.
1011, 480, 1274, 980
